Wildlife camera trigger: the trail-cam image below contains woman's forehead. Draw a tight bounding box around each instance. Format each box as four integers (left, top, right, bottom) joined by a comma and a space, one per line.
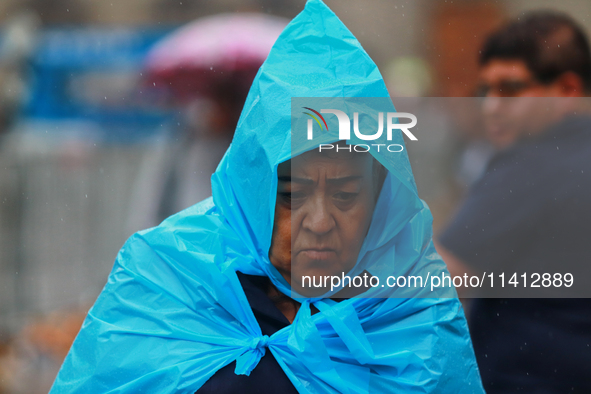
278, 149, 374, 178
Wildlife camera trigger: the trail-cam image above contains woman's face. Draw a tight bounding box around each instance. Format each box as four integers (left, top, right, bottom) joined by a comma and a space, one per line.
268, 147, 378, 295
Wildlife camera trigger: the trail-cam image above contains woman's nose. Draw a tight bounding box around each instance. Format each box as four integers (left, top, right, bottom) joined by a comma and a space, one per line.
301, 196, 335, 235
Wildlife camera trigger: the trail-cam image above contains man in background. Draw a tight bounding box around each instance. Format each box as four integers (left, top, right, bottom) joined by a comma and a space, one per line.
437, 12, 591, 393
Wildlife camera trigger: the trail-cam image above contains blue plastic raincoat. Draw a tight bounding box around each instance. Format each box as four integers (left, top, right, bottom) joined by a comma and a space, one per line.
51, 1, 483, 392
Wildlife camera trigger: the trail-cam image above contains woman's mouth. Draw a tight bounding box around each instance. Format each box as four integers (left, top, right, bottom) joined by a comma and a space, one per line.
299, 248, 337, 261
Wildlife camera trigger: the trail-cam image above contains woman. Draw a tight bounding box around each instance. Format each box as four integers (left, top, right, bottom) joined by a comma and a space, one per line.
51, 1, 483, 392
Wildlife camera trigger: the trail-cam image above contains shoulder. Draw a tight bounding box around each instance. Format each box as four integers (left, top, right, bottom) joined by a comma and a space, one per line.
116, 198, 251, 283
54, 200, 257, 393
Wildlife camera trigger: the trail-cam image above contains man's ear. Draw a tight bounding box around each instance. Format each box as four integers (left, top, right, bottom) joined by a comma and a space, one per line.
553, 71, 585, 97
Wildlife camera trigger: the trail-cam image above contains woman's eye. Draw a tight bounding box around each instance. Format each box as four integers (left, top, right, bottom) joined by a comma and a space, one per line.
334, 192, 358, 201
279, 192, 291, 203
279, 192, 305, 204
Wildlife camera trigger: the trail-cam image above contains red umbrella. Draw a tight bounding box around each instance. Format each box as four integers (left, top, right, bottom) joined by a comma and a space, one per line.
144, 13, 288, 101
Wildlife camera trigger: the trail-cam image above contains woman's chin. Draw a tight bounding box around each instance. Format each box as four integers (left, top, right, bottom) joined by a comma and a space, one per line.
290, 268, 349, 298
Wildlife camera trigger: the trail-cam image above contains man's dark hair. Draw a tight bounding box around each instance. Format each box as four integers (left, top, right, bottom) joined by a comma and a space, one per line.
480, 11, 591, 92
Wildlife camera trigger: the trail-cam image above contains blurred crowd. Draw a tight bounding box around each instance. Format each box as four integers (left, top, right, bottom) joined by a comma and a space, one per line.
1, 0, 591, 392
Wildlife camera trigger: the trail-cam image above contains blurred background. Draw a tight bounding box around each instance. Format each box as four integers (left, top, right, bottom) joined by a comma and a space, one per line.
0, 0, 590, 392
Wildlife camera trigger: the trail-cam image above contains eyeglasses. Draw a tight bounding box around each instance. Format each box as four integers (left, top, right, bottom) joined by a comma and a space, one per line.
475, 79, 540, 97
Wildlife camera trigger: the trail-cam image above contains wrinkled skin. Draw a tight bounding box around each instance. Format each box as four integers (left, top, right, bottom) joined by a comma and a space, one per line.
269, 146, 377, 296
